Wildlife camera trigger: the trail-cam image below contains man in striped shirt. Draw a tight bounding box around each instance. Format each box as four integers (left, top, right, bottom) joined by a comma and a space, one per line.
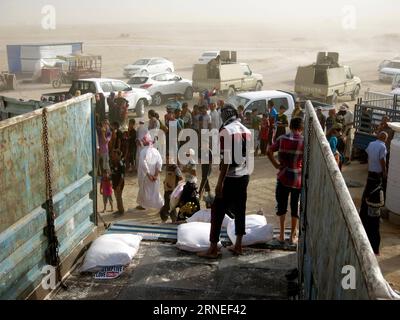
267, 117, 304, 244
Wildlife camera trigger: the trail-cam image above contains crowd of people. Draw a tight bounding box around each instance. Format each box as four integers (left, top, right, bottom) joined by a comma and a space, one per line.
94, 90, 395, 257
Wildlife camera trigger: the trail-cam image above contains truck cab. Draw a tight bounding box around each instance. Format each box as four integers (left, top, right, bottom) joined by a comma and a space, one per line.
42, 78, 152, 117
192, 50, 263, 97
295, 52, 361, 104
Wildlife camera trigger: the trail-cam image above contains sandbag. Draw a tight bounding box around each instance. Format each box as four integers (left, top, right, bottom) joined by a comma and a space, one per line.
80, 234, 142, 272
186, 209, 233, 228
176, 222, 222, 253
227, 215, 273, 246
170, 181, 185, 211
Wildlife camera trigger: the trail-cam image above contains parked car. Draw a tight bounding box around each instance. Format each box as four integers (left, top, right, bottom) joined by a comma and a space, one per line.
227, 90, 296, 121
123, 57, 174, 78
379, 59, 400, 82
392, 73, 400, 90
42, 78, 152, 117
227, 90, 335, 120
128, 72, 193, 106
295, 52, 361, 104
198, 51, 220, 64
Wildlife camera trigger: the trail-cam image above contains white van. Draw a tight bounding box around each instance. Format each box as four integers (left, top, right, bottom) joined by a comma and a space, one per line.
227, 90, 296, 120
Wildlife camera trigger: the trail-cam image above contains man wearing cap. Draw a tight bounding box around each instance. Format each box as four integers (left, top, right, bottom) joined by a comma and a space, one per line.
337, 103, 354, 164
198, 104, 252, 258
359, 131, 388, 255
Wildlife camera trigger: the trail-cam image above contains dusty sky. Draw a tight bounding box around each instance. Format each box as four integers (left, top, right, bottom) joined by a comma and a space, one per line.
0, 0, 398, 35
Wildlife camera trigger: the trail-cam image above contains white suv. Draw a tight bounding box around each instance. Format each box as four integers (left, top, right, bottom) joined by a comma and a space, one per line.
379, 59, 400, 82
128, 72, 193, 106
123, 57, 174, 78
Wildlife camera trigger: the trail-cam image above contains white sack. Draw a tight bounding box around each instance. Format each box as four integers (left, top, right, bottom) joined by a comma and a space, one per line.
170, 181, 185, 211
227, 215, 273, 246
186, 209, 233, 228
80, 234, 142, 272
176, 222, 222, 253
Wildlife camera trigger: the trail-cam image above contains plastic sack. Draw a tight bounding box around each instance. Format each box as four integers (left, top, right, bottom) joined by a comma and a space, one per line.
176, 222, 222, 253
227, 215, 273, 246
170, 181, 185, 211
80, 234, 142, 272
186, 209, 233, 228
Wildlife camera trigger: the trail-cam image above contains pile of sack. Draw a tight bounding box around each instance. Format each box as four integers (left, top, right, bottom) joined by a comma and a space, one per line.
176, 210, 274, 252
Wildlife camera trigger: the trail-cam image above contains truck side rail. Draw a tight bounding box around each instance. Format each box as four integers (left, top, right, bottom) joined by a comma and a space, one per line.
299, 100, 399, 299
353, 102, 400, 151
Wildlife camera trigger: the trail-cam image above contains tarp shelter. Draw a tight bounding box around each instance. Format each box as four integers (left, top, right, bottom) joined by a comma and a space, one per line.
7, 43, 83, 76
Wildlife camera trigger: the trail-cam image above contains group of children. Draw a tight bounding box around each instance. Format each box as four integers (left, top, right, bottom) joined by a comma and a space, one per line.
97, 118, 137, 214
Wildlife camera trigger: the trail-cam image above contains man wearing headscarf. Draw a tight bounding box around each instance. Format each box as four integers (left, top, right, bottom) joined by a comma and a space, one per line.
136, 133, 164, 211
199, 104, 252, 258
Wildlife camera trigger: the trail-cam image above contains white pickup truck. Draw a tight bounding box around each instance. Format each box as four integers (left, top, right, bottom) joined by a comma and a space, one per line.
42, 78, 152, 117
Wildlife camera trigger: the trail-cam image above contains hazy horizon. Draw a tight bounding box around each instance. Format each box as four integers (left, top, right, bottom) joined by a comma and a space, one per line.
0, 0, 399, 36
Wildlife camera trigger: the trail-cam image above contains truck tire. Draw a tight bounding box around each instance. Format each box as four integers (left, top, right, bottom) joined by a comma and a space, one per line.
227, 87, 236, 98
351, 85, 360, 101
153, 92, 163, 106
184, 87, 194, 100
136, 99, 145, 117
255, 81, 263, 91
327, 92, 338, 105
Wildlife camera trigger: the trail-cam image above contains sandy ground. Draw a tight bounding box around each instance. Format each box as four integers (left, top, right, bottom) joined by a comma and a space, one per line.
1, 23, 399, 294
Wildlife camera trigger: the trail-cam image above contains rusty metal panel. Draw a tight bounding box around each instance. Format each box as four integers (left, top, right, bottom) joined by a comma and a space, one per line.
0, 94, 96, 299
299, 101, 400, 300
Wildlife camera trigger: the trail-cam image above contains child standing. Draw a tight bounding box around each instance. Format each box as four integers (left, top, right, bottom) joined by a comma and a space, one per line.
100, 171, 113, 213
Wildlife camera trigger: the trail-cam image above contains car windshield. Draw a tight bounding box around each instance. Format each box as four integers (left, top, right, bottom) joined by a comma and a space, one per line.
227, 96, 250, 108
133, 59, 150, 66
128, 77, 148, 85
202, 52, 217, 57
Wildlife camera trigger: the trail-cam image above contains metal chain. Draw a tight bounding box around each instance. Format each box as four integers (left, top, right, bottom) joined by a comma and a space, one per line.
42, 108, 67, 290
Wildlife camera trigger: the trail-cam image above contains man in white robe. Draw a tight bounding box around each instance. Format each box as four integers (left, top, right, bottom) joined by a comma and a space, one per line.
136, 134, 164, 210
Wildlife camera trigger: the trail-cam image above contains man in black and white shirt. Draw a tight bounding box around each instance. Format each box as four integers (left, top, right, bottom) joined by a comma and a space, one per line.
198, 104, 252, 258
